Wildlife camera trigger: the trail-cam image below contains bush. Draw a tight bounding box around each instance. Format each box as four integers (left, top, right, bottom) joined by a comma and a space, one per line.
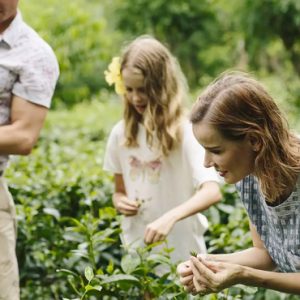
20, 0, 123, 107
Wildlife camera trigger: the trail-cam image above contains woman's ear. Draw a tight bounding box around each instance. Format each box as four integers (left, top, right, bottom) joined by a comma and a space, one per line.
247, 133, 261, 152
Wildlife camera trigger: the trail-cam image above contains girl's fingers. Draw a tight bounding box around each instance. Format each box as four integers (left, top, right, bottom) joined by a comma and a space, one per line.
144, 229, 155, 244
145, 231, 165, 244
119, 202, 139, 213
122, 199, 139, 208
123, 209, 138, 216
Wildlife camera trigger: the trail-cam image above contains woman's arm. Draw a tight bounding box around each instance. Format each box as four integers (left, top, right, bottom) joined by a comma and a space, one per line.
241, 266, 300, 294
202, 223, 275, 270
187, 255, 300, 295
179, 222, 300, 295
144, 181, 221, 244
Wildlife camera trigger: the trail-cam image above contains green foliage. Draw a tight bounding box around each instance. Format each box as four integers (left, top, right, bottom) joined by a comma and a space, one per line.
115, 0, 232, 85
6, 100, 120, 299
20, 0, 123, 107
113, 0, 300, 115
205, 184, 252, 254
236, 0, 300, 75
19, 0, 300, 116
5, 101, 296, 299
7, 1, 300, 296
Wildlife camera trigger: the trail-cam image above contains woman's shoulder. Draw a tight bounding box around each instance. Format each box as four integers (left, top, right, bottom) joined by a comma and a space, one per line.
235, 175, 259, 197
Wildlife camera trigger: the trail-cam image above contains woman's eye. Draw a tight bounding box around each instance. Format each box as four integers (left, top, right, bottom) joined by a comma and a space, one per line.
126, 87, 132, 92
211, 149, 221, 154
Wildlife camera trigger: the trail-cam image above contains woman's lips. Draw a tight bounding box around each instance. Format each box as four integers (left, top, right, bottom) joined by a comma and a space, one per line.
218, 170, 227, 177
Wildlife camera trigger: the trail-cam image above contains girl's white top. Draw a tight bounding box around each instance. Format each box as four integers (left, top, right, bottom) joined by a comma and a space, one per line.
103, 120, 219, 263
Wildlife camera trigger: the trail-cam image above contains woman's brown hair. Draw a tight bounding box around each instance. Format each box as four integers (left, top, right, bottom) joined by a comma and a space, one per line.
190, 71, 300, 202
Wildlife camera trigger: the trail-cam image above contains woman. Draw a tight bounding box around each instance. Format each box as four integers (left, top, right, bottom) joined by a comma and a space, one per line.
177, 71, 300, 295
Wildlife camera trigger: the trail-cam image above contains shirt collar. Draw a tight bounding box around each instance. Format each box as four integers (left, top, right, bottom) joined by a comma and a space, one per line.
0, 11, 23, 48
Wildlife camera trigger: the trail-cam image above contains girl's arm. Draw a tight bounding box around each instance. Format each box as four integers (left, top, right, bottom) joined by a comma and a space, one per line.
165, 181, 221, 221
113, 174, 139, 216
144, 181, 221, 244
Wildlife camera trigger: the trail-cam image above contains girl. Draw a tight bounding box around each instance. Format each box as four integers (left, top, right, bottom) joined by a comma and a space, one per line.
103, 36, 221, 264
178, 71, 300, 295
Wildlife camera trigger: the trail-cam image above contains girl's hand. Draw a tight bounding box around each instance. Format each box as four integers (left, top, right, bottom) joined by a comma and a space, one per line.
113, 195, 139, 216
144, 213, 176, 244
189, 256, 243, 295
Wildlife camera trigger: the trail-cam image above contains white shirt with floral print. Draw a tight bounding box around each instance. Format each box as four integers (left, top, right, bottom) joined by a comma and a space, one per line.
104, 120, 220, 263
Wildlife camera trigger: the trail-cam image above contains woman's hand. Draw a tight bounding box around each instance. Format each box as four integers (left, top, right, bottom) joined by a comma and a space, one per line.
113, 194, 139, 216
144, 212, 176, 244
189, 256, 243, 295
177, 260, 195, 293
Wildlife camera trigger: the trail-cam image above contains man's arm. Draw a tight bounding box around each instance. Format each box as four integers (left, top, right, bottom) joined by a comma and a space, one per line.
0, 95, 48, 155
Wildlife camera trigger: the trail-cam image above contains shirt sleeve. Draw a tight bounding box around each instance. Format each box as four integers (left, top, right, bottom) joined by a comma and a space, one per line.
103, 123, 123, 174
182, 122, 220, 188
12, 43, 59, 108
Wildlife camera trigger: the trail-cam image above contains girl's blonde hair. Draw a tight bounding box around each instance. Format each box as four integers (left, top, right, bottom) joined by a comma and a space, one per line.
190, 71, 300, 202
120, 35, 186, 156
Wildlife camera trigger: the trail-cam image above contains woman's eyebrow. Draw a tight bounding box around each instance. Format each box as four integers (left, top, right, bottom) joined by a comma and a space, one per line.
204, 145, 221, 150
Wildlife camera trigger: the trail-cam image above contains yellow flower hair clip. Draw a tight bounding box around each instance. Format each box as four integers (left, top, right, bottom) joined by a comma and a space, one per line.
104, 57, 126, 95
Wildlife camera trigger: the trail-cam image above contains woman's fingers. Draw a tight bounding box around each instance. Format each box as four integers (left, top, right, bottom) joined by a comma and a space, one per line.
191, 256, 215, 281
177, 261, 192, 275
180, 274, 193, 285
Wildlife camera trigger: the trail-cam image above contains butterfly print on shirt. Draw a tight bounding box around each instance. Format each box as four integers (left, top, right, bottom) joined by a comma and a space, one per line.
129, 155, 162, 184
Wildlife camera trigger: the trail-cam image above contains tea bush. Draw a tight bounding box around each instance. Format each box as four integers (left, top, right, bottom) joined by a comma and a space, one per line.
5, 100, 298, 299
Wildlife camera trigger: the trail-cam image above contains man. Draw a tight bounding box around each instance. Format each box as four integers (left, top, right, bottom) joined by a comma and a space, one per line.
0, 0, 59, 298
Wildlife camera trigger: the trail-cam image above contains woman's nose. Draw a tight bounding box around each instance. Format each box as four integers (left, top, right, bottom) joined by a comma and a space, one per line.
204, 151, 214, 168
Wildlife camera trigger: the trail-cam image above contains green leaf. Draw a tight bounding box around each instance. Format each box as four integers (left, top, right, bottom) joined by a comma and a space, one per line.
99, 274, 140, 285
43, 207, 61, 219
217, 203, 234, 214
85, 266, 94, 282
85, 284, 102, 292
57, 269, 79, 278
121, 252, 141, 274
146, 253, 171, 265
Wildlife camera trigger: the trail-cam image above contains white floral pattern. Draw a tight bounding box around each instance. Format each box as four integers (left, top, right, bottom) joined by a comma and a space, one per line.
0, 12, 59, 172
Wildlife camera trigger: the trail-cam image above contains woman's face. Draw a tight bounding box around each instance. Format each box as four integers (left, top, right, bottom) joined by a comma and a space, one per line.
122, 67, 149, 115
193, 122, 256, 184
